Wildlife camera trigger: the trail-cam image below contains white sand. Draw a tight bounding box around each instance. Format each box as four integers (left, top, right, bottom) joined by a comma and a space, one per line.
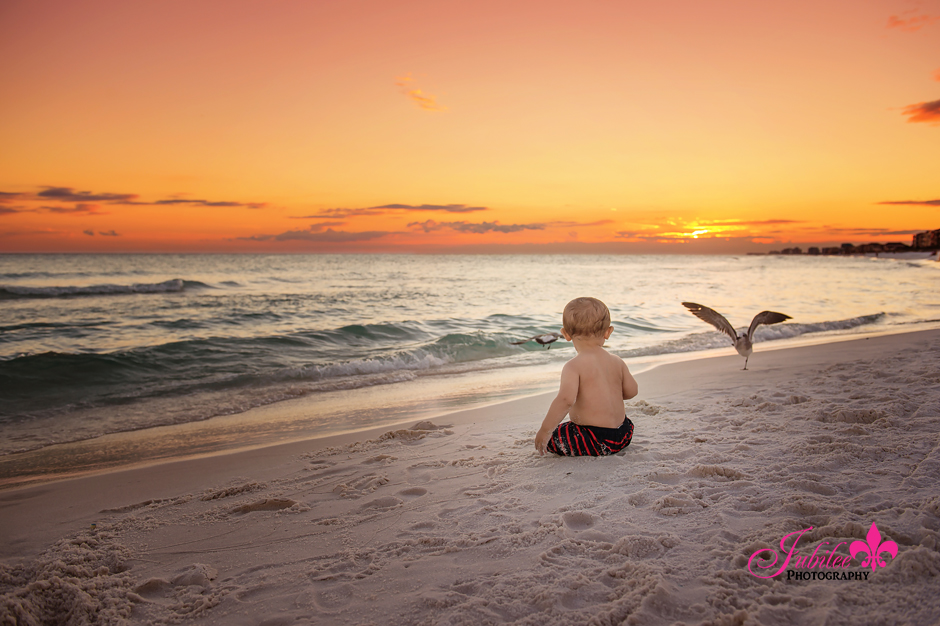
2, 330, 939, 625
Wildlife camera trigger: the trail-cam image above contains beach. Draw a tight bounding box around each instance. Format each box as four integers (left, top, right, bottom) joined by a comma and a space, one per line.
2, 328, 939, 625
4, 1, 939, 622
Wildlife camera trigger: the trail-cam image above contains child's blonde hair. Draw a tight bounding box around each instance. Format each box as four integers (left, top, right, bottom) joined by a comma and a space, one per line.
562, 297, 611, 337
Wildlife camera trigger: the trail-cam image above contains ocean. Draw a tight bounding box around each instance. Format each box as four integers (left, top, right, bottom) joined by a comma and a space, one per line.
1, 253, 938, 485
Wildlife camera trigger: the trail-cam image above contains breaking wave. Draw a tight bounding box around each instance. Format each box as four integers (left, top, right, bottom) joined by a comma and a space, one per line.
0, 279, 210, 299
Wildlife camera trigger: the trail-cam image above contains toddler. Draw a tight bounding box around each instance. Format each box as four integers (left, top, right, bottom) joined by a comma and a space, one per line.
535, 297, 638, 456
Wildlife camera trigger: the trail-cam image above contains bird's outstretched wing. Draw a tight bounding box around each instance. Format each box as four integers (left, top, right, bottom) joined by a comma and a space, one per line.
682, 302, 738, 343
511, 332, 561, 345
510, 335, 540, 345
746, 311, 791, 341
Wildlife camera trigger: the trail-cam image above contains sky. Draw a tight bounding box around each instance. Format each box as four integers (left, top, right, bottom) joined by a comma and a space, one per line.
0, 0, 938, 253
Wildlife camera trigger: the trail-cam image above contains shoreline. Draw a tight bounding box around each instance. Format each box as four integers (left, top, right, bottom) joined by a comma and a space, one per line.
3, 320, 939, 492
2, 328, 939, 624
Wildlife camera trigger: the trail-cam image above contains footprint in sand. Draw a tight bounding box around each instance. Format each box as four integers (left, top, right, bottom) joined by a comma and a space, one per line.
612, 535, 675, 558
332, 473, 389, 498
135, 564, 221, 617
398, 486, 428, 498
170, 563, 218, 587
311, 553, 378, 582
560, 511, 613, 541
561, 511, 596, 531
654, 493, 705, 515
313, 583, 357, 611
360, 496, 403, 510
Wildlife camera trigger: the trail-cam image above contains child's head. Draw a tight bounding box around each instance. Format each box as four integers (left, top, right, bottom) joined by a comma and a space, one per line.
562, 297, 611, 338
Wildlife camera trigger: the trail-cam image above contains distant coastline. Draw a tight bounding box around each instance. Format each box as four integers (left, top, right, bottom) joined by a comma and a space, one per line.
751, 227, 939, 257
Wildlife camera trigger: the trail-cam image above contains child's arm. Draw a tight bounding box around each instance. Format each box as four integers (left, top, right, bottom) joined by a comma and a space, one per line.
535, 361, 579, 455
621, 359, 638, 400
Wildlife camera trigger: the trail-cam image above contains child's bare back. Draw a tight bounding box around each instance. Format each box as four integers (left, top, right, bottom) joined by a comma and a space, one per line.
534, 297, 638, 456
564, 348, 636, 429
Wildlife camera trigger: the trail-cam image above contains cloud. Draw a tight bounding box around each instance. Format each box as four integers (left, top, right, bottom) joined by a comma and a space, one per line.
42, 203, 108, 215
621, 234, 783, 245
901, 99, 940, 123
149, 198, 267, 209
613, 230, 786, 245
28, 186, 266, 209
83, 229, 94, 236
886, 12, 940, 32
395, 74, 447, 112
99, 230, 120, 237
376, 203, 485, 213
0, 207, 22, 216
0, 229, 63, 238
402, 90, 445, 112
240, 227, 392, 243
305, 221, 347, 230
812, 225, 927, 238
661, 218, 803, 228
716, 219, 804, 225
38, 187, 138, 203
547, 219, 616, 228
0, 192, 25, 204
614, 230, 674, 241
408, 220, 545, 234
297, 208, 388, 219
297, 203, 489, 219
878, 199, 940, 206
612, 218, 808, 242
407, 217, 614, 234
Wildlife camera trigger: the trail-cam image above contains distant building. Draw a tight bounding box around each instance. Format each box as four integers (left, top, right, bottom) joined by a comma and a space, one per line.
883, 242, 911, 252
819, 241, 912, 255
913, 229, 940, 249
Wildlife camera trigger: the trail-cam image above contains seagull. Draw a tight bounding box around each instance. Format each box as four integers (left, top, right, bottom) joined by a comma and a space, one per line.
511, 332, 563, 349
682, 302, 791, 370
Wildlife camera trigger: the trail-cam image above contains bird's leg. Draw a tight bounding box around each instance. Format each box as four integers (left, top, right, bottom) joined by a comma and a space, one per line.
742, 356, 749, 371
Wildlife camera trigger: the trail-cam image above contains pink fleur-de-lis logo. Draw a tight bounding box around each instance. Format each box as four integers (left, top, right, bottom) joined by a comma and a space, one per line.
850, 523, 898, 572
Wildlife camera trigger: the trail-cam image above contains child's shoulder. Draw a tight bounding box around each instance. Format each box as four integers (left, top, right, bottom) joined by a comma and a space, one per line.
592, 347, 626, 371
605, 348, 625, 362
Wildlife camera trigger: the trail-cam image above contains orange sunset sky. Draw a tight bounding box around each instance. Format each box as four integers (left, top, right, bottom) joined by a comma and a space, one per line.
1, 0, 938, 253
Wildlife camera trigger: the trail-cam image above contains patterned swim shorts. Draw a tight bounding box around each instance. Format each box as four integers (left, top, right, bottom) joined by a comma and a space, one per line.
546, 416, 635, 457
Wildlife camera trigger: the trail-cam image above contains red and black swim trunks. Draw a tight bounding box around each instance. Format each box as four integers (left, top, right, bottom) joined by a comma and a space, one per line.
546, 416, 634, 457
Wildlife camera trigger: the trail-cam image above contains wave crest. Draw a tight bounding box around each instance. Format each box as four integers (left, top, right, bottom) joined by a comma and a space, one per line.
0, 279, 212, 299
